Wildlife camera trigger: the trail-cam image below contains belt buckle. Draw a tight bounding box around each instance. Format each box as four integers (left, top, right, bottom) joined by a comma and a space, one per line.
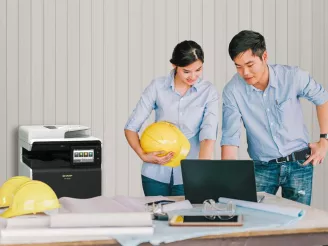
276, 155, 289, 163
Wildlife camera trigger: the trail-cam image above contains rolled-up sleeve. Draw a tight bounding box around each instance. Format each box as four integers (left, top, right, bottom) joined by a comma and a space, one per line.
220, 85, 242, 147
297, 68, 328, 105
124, 80, 157, 132
199, 85, 219, 141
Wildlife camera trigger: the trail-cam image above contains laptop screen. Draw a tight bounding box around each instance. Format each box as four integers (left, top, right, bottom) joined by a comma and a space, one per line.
181, 160, 257, 204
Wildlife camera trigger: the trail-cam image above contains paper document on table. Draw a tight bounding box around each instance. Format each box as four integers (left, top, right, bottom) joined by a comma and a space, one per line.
50, 213, 152, 228
59, 195, 173, 213
0, 215, 49, 229
219, 197, 305, 217
0, 212, 153, 229
0, 226, 154, 238
0, 195, 169, 239
59, 196, 140, 213
0, 195, 159, 231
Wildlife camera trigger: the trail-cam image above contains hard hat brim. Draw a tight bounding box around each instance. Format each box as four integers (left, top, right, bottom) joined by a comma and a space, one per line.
0, 181, 61, 218
0, 208, 16, 218
0, 176, 31, 208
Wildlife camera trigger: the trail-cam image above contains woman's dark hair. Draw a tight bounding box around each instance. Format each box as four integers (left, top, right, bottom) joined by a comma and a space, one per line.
170, 40, 204, 67
228, 30, 266, 61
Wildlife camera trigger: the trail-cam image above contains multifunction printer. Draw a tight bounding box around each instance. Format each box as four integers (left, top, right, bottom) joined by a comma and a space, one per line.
18, 125, 102, 199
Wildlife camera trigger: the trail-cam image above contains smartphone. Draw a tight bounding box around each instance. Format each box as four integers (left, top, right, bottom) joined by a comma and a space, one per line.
169, 215, 243, 226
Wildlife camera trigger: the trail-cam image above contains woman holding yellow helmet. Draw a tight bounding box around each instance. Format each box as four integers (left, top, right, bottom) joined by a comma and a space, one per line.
124, 40, 219, 196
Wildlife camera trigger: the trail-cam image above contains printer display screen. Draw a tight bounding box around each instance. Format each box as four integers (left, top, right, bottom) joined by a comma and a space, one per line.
73, 149, 94, 163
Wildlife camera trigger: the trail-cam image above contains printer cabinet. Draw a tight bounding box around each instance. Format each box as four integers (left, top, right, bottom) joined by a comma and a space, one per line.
33, 167, 101, 199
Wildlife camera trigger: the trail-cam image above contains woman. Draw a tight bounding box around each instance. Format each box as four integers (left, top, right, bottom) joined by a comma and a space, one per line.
124, 40, 219, 196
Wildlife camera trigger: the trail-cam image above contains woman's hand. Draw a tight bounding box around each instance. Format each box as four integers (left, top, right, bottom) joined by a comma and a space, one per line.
140, 151, 174, 165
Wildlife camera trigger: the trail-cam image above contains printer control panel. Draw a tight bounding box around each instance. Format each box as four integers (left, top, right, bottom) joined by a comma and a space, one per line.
71, 144, 101, 166
73, 149, 94, 163
23, 140, 101, 168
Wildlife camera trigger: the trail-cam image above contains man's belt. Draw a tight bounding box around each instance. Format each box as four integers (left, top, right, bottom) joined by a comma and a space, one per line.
268, 148, 311, 163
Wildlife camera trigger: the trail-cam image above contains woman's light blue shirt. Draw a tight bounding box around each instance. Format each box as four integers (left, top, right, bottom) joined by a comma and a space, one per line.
125, 70, 219, 185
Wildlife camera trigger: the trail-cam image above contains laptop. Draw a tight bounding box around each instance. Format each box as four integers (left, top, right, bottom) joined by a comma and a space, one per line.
181, 160, 264, 204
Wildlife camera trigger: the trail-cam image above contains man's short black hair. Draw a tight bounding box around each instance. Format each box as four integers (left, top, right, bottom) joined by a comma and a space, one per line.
228, 30, 266, 61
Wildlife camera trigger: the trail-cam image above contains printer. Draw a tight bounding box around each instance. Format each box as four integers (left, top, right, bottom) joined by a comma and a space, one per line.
18, 125, 102, 199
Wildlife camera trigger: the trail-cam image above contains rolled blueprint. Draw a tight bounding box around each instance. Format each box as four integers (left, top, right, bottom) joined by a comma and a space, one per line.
50, 212, 153, 228
218, 197, 305, 218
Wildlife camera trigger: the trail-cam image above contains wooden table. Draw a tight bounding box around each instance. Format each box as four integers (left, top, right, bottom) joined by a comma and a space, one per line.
2, 194, 328, 246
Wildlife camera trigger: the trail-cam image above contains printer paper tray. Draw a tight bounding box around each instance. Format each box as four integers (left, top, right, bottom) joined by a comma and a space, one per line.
23, 157, 70, 169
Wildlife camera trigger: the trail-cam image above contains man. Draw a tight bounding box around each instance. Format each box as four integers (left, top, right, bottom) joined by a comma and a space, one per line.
221, 30, 328, 205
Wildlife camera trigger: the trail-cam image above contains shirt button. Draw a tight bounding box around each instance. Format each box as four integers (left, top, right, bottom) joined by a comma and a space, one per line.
267, 108, 270, 112
181, 98, 184, 101
270, 122, 273, 125
264, 94, 266, 97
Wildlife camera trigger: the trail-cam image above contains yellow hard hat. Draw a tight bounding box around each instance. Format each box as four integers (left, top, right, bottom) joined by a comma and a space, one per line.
0, 176, 31, 208
0, 180, 60, 218
140, 121, 190, 167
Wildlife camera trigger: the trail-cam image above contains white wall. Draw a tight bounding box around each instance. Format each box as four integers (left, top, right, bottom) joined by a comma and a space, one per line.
0, 0, 327, 209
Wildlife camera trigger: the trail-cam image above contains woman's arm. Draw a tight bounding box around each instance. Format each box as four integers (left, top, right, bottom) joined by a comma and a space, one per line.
198, 85, 219, 159
124, 129, 146, 159
199, 139, 215, 159
124, 129, 174, 164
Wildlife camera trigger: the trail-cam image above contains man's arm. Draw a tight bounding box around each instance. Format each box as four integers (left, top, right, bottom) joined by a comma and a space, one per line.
303, 101, 328, 165
221, 145, 238, 159
220, 85, 242, 160
296, 68, 328, 165
317, 101, 328, 134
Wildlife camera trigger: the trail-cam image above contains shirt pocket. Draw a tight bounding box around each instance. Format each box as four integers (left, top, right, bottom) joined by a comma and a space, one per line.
275, 98, 302, 139
185, 106, 205, 131
275, 98, 292, 126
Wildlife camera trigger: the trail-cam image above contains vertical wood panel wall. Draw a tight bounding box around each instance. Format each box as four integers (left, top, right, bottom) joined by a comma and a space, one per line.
0, 0, 327, 209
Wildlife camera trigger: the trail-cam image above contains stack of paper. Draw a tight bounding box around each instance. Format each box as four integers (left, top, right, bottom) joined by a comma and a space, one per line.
50, 213, 152, 228
0, 196, 157, 238
0, 214, 49, 229
59, 195, 173, 213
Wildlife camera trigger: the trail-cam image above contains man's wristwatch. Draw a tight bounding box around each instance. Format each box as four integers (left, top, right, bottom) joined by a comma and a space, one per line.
320, 134, 328, 140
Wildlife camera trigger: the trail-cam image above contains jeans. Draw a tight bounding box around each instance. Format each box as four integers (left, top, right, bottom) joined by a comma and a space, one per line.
141, 174, 185, 196
254, 160, 313, 205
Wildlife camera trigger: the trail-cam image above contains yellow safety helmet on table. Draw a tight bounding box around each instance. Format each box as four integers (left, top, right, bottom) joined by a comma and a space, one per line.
0, 180, 60, 218
140, 121, 190, 167
0, 176, 31, 208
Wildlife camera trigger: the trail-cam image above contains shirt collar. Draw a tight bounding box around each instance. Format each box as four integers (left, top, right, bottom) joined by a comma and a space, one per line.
245, 64, 277, 95
192, 78, 202, 91
168, 69, 201, 92
169, 70, 175, 90
268, 64, 277, 88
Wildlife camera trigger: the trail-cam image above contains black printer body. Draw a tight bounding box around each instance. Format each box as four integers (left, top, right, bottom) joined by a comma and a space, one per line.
18, 125, 102, 199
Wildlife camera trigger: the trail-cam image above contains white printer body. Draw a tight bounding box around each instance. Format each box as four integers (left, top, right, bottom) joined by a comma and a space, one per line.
19, 125, 102, 199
